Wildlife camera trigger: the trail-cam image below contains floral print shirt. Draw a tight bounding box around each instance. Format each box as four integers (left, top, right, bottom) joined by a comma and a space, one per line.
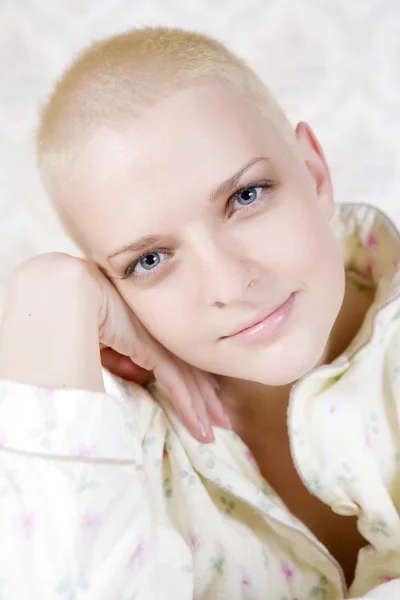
1, 203, 400, 599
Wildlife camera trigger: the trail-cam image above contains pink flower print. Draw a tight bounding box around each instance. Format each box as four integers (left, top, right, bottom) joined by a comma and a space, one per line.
366, 233, 378, 251
376, 314, 385, 328
80, 511, 102, 535
365, 259, 374, 277
41, 388, 56, 401
244, 448, 257, 466
162, 443, 168, 459
14, 509, 35, 539
188, 532, 202, 553
128, 540, 147, 571
241, 574, 252, 590
240, 569, 257, 596
280, 560, 295, 582
72, 441, 98, 458
324, 395, 346, 419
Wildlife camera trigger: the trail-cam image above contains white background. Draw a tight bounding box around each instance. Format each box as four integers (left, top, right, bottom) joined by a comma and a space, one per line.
1, 0, 400, 308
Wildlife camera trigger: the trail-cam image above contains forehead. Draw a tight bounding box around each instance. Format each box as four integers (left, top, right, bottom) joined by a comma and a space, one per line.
66, 82, 287, 259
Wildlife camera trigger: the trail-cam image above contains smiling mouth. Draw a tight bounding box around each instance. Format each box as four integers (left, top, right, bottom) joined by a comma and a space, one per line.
222, 297, 291, 338
219, 293, 296, 344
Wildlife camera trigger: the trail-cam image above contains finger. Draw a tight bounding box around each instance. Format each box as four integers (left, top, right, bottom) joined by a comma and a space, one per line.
154, 360, 214, 443
203, 371, 220, 392
179, 364, 215, 442
193, 371, 231, 430
100, 347, 151, 385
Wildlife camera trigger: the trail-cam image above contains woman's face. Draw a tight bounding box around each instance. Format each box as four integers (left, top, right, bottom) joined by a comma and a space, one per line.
66, 82, 345, 385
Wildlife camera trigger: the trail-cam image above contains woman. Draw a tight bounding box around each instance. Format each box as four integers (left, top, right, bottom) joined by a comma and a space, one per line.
0, 26, 399, 599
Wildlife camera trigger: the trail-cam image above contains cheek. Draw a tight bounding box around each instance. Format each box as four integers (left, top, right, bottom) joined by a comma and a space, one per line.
278, 204, 342, 278
286, 210, 346, 323
261, 205, 345, 327
237, 193, 332, 279
124, 291, 193, 350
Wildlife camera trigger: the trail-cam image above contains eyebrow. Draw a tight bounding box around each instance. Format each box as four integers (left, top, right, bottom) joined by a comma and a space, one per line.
106, 155, 269, 262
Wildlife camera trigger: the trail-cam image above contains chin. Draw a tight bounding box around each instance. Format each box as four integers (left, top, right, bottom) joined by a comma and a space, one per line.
258, 354, 322, 386
231, 325, 331, 387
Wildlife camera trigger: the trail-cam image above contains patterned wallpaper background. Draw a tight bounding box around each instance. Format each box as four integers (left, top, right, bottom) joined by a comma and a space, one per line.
1, 0, 400, 310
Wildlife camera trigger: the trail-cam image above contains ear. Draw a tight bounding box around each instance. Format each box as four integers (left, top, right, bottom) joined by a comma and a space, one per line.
295, 121, 335, 220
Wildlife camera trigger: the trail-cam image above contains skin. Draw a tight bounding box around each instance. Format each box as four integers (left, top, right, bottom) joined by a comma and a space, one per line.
63, 81, 345, 394
57, 80, 378, 583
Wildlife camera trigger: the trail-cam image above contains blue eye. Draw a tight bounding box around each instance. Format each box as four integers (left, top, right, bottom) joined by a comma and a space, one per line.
139, 252, 160, 270
230, 186, 263, 211
237, 186, 260, 204
124, 180, 276, 280
125, 250, 169, 279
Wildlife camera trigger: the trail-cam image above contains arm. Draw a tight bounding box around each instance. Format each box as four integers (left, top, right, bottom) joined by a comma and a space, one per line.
0, 380, 167, 599
0, 252, 224, 441
0, 253, 104, 391
0, 254, 192, 598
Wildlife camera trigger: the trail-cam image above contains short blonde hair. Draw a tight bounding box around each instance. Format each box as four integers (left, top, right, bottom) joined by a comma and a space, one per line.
36, 27, 295, 239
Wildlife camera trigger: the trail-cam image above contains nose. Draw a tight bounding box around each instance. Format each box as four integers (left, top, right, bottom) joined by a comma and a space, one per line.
191, 236, 259, 308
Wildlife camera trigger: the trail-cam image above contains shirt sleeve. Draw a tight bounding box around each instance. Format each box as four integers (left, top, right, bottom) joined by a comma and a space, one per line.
0, 377, 192, 600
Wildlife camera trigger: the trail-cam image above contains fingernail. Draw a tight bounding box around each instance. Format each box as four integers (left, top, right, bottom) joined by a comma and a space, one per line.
212, 378, 220, 392
198, 418, 214, 442
217, 407, 232, 430
209, 410, 232, 431
224, 415, 233, 430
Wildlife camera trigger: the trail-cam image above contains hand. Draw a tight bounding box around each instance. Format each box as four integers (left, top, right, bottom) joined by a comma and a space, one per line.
84, 260, 231, 443
100, 347, 151, 385
0, 253, 230, 442
99, 345, 230, 442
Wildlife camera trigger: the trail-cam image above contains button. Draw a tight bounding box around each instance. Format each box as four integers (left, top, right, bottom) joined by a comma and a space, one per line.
331, 500, 360, 516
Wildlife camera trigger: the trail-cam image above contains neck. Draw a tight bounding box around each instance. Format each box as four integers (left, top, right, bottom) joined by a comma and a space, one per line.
216, 274, 376, 440
218, 377, 292, 438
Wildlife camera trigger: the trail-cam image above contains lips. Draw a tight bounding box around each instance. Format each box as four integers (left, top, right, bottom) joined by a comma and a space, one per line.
221, 298, 290, 339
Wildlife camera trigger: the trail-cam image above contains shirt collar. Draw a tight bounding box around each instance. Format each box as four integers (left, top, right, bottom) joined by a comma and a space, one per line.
152, 202, 400, 527
325, 202, 400, 365
287, 203, 400, 519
